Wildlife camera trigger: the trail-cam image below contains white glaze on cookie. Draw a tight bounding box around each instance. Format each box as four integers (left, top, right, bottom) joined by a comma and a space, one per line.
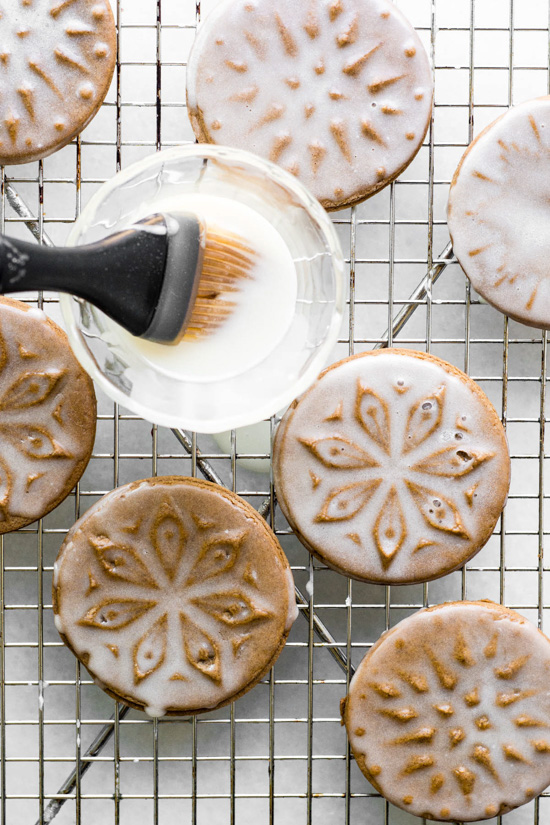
448, 96, 550, 329
0, 0, 116, 164
345, 601, 550, 821
186, 0, 433, 209
0, 297, 96, 531
53, 477, 297, 716
273, 350, 510, 584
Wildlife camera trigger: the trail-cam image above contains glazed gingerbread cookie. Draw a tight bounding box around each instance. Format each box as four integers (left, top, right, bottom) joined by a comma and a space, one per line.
343, 601, 550, 821
448, 96, 550, 329
186, 0, 433, 210
0, 296, 96, 532
53, 476, 298, 716
273, 349, 510, 584
0, 0, 116, 165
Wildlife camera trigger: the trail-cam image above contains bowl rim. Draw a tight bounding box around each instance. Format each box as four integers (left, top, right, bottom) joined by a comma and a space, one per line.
60, 143, 345, 433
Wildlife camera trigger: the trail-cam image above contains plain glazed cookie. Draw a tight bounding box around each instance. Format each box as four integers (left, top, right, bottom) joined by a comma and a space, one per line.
448, 96, 550, 329
273, 349, 510, 584
0, 296, 96, 533
342, 601, 550, 821
186, 0, 433, 210
52, 476, 298, 716
0, 0, 116, 166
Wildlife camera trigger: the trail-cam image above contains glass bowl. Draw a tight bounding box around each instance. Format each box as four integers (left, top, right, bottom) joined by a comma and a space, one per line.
60, 144, 345, 432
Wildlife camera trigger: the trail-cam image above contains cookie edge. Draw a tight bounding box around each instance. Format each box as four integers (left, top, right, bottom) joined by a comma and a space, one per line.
273, 348, 511, 585
0, 0, 117, 166
52, 474, 295, 715
185, 0, 434, 212
342, 599, 547, 821
447, 95, 550, 330
0, 295, 97, 533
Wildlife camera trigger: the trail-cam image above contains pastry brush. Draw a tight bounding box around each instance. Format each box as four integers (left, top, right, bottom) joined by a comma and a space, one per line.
0, 212, 255, 344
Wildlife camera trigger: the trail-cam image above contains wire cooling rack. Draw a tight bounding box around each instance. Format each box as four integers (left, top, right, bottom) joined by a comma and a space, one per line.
2, 0, 550, 823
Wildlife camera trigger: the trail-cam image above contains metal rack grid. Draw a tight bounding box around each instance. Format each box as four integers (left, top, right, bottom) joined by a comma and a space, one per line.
1, 0, 550, 822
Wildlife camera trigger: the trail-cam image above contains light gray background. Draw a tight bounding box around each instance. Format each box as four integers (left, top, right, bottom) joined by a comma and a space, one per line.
2, 0, 550, 823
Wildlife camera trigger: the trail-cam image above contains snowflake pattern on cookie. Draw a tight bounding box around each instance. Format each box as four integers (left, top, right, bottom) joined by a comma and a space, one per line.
186, 0, 433, 209
53, 478, 295, 715
0, 299, 96, 531
345, 602, 550, 821
79, 505, 270, 686
302, 378, 494, 567
273, 350, 510, 584
0, 0, 116, 164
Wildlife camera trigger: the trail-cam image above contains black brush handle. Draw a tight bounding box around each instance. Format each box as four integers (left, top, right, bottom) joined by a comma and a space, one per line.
0, 214, 169, 336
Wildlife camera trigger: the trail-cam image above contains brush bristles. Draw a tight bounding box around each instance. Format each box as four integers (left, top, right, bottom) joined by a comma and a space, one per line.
183, 228, 256, 341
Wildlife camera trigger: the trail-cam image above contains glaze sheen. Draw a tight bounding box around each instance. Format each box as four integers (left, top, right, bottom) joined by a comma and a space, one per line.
0, 0, 116, 164
186, 0, 433, 209
273, 349, 510, 584
448, 96, 550, 330
344, 601, 550, 821
0, 296, 96, 532
53, 476, 297, 716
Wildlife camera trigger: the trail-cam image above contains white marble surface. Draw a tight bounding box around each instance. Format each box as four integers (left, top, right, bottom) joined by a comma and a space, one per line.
2, 0, 550, 824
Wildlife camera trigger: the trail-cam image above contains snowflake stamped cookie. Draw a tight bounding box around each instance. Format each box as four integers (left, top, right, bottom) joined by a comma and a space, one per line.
273, 349, 510, 584
343, 601, 550, 821
448, 96, 550, 329
53, 476, 298, 717
186, 0, 433, 210
0, 296, 96, 532
0, 0, 116, 165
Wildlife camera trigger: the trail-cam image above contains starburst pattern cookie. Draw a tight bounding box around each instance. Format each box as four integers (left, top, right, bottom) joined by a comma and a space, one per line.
186, 0, 433, 210
52, 476, 298, 716
448, 96, 550, 329
343, 601, 550, 821
0, 0, 116, 165
0, 296, 96, 533
273, 350, 510, 584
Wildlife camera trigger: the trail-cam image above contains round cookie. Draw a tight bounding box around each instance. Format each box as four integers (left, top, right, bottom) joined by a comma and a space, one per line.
273, 349, 510, 584
0, 296, 96, 533
343, 601, 550, 821
52, 476, 298, 716
0, 0, 116, 166
186, 0, 433, 211
448, 96, 550, 330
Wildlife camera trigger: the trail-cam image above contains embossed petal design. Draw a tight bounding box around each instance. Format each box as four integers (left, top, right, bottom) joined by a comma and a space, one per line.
305, 379, 494, 567
89, 535, 158, 589
0, 370, 64, 410
79, 506, 272, 686
0, 327, 79, 517
0, 423, 72, 459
